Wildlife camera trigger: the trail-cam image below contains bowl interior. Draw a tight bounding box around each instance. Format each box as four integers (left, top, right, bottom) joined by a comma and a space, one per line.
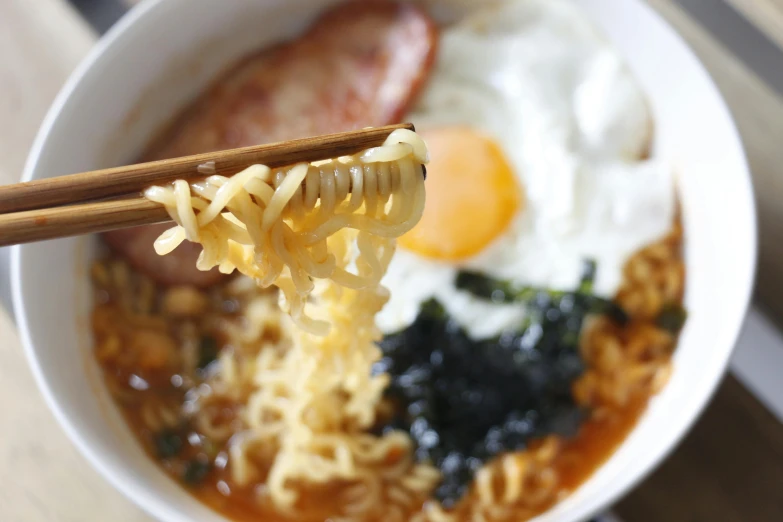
13, 0, 755, 521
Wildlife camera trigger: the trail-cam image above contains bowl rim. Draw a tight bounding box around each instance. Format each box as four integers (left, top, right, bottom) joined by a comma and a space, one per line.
13, 2, 193, 521
12, 0, 758, 521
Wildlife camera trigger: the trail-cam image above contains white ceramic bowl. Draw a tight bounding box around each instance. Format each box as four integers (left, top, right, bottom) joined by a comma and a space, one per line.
13, 0, 756, 521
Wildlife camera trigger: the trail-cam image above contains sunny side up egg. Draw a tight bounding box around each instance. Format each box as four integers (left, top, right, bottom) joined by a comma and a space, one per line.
377, 0, 676, 339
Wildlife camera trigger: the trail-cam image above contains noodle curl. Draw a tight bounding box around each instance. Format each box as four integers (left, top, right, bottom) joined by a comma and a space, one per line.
145, 129, 427, 335
144, 129, 438, 518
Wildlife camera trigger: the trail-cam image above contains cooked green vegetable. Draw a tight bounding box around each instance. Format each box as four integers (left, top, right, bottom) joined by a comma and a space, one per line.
153, 429, 183, 459
656, 303, 688, 333
182, 457, 211, 486
578, 259, 597, 294
197, 335, 219, 371
201, 437, 219, 459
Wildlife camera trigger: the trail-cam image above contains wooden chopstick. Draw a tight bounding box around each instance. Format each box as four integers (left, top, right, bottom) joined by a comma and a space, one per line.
0, 124, 413, 247
0, 198, 169, 247
1, 124, 412, 213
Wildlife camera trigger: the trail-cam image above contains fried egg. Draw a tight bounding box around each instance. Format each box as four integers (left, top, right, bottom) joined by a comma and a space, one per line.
377, 0, 675, 339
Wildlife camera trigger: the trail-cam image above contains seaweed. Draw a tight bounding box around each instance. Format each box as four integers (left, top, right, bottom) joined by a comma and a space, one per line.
196, 335, 220, 373
455, 260, 628, 325
182, 457, 212, 486
153, 429, 183, 459
377, 261, 625, 506
656, 303, 688, 333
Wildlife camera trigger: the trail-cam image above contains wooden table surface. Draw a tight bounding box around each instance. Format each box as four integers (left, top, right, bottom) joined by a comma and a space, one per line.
1, 0, 783, 521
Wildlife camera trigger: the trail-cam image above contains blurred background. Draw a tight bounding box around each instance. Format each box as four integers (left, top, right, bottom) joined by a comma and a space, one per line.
0, 0, 782, 521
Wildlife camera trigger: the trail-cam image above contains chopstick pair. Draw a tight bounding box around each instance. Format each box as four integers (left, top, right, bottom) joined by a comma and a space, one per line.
0, 124, 414, 247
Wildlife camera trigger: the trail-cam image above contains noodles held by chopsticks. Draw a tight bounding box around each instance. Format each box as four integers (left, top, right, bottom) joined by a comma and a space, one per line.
143, 129, 438, 518
145, 129, 427, 335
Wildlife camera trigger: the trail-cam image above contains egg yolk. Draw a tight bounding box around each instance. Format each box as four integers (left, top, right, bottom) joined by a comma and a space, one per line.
400, 126, 522, 260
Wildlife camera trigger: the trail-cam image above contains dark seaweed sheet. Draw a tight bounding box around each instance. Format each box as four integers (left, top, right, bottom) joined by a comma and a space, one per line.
376, 262, 625, 506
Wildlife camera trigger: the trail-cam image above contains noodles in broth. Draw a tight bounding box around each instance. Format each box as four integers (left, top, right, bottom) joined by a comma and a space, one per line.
143, 129, 440, 518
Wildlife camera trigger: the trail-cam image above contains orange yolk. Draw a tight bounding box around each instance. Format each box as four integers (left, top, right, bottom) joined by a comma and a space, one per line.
400, 126, 522, 261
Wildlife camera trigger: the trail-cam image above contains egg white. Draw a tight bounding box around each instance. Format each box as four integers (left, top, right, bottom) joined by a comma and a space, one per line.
377, 0, 675, 339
